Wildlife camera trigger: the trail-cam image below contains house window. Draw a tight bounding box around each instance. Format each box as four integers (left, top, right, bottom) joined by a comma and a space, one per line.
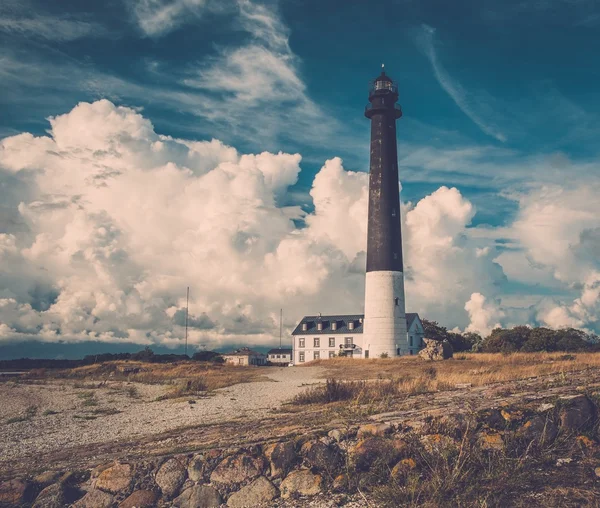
299, 352, 305, 363
409, 336, 413, 347
329, 351, 336, 358
395, 297, 399, 306
277, 354, 281, 358
365, 350, 369, 359
238, 358, 243, 365
314, 337, 320, 347
344, 337, 352, 346
299, 338, 305, 348
329, 337, 335, 347
314, 351, 320, 360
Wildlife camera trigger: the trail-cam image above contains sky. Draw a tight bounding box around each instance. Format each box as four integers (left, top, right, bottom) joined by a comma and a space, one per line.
1, 0, 599, 358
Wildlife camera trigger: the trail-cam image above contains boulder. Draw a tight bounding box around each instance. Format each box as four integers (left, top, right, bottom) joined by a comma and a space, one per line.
517, 415, 558, 444
327, 429, 347, 442
356, 423, 392, 438
210, 453, 265, 485
301, 440, 343, 473
33, 471, 62, 489
227, 476, 278, 507
59, 470, 90, 486
187, 454, 208, 483
32, 483, 83, 508
559, 395, 595, 432
478, 432, 504, 451
280, 470, 322, 499
155, 458, 187, 499
390, 458, 417, 480
173, 485, 222, 508
264, 441, 297, 479
72, 489, 114, 508
418, 338, 453, 361
349, 437, 407, 472
420, 434, 458, 453
95, 463, 133, 494
0, 479, 37, 506
119, 489, 159, 508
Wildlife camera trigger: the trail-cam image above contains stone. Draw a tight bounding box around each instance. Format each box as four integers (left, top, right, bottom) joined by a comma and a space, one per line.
595, 467, 600, 478
264, 441, 297, 479
517, 415, 558, 444
390, 458, 417, 480
33, 483, 83, 508
156, 458, 187, 499
357, 423, 392, 438
173, 485, 222, 508
210, 453, 265, 485
481, 409, 506, 430
187, 454, 208, 482
559, 395, 595, 432
301, 440, 343, 473
0, 479, 37, 506
328, 428, 347, 442
280, 470, 322, 499
478, 432, 504, 451
418, 338, 453, 361
420, 434, 457, 453
91, 462, 114, 479
576, 435, 595, 449
332, 474, 348, 492
227, 476, 278, 507
119, 489, 159, 508
349, 437, 407, 472
33, 471, 62, 488
95, 463, 133, 494
72, 490, 114, 508
59, 470, 90, 485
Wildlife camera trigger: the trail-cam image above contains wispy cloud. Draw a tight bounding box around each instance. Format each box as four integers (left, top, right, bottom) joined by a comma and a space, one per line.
0, 14, 107, 41
418, 24, 507, 143
128, 0, 220, 36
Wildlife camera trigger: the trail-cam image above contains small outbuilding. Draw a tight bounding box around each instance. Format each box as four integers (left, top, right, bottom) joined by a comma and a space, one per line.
267, 348, 292, 365
222, 347, 267, 366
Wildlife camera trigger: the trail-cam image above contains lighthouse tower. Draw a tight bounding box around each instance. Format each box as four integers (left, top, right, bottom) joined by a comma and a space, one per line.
362, 66, 408, 358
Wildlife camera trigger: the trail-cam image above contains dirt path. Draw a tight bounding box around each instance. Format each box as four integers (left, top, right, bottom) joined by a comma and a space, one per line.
0, 366, 324, 470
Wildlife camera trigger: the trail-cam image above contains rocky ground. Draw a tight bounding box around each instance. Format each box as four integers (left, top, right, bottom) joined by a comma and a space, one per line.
1, 365, 600, 507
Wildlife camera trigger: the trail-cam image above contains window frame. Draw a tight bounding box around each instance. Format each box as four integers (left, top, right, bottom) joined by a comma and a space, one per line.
299, 338, 305, 348
329, 337, 335, 348
314, 337, 320, 348
314, 351, 320, 360
299, 352, 305, 363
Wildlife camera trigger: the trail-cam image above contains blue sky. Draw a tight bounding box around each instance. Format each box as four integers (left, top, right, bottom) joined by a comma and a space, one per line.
1, 0, 599, 358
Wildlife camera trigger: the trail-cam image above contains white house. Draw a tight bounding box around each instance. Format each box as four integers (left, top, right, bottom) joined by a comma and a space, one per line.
291, 313, 424, 363
267, 348, 292, 365
222, 347, 267, 366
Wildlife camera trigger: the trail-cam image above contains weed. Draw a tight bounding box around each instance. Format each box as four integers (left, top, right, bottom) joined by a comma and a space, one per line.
6, 405, 37, 424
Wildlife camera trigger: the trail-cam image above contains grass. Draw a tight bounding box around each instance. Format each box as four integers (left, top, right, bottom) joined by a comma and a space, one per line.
42, 409, 59, 416
6, 405, 38, 424
48, 360, 270, 392
292, 352, 600, 407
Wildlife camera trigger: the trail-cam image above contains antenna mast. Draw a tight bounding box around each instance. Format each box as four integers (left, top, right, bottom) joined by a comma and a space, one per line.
185, 286, 189, 356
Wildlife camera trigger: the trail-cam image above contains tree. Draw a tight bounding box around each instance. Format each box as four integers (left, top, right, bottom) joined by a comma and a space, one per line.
482, 326, 532, 353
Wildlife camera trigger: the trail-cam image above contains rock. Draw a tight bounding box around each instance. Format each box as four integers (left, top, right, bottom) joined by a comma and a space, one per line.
576, 435, 595, 449
72, 489, 114, 508
173, 485, 222, 508
595, 467, 600, 478
187, 454, 208, 482
357, 423, 392, 438
210, 453, 265, 485
481, 408, 507, 430
59, 470, 90, 485
119, 489, 159, 508
420, 434, 457, 453
95, 463, 133, 494
0, 479, 37, 506
559, 395, 595, 432
349, 437, 407, 471
33, 483, 83, 508
301, 440, 343, 473
418, 338, 453, 361
91, 462, 114, 479
33, 471, 62, 488
264, 441, 297, 479
332, 474, 348, 492
538, 403, 555, 413
280, 470, 322, 499
390, 458, 417, 480
328, 428, 347, 442
156, 458, 187, 499
227, 476, 278, 507
478, 432, 504, 451
517, 415, 558, 444
556, 458, 572, 466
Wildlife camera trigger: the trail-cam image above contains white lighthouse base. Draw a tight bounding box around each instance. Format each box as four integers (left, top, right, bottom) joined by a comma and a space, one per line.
363, 270, 408, 358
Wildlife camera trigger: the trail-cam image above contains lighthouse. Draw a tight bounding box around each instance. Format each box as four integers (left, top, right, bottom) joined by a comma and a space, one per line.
362, 66, 408, 357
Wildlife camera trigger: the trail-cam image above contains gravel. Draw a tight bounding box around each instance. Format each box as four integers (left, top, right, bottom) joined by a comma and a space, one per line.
0, 367, 324, 462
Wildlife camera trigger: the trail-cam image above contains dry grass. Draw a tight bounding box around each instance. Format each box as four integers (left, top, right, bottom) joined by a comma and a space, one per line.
49, 360, 271, 392
293, 352, 600, 406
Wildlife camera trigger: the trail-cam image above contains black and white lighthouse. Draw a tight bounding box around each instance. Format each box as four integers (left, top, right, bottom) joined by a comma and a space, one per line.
362, 66, 408, 357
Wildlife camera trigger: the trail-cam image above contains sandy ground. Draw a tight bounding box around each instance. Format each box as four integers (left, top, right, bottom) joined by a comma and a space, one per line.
0, 366, 324, 463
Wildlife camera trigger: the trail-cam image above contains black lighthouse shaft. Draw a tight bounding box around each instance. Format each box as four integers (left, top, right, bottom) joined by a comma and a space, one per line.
365, 69, 403, 273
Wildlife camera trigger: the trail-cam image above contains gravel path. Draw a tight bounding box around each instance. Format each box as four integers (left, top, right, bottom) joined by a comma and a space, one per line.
0, 367, 324, 462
